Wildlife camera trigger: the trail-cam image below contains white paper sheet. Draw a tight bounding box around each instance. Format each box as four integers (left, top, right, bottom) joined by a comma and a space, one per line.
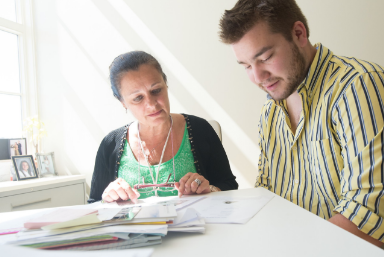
168, 208, 205, 233
91, 195, 206, 211
170, 208, 201, 226
192, 195, 274, 224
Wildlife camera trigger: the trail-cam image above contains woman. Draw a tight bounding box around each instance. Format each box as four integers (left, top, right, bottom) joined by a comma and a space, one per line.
19, 161, 33, 178
88, 51, 238, 203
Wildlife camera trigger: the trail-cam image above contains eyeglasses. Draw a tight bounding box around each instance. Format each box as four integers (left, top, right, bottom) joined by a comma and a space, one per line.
133, 173, 176, 193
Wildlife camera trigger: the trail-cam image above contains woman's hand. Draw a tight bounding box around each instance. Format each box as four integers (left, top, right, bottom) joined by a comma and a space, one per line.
175, 172, 210, 197
102, 178, 140, 203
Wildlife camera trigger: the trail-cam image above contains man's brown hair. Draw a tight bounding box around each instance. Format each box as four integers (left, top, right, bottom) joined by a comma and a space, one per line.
219, 0, 309, 44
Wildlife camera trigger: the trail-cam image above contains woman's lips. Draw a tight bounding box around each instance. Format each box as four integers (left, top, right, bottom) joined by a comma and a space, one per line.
148, 110, 163, 117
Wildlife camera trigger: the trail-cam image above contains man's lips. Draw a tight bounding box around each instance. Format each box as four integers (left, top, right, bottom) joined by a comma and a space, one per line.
266, 80, 279, 89
148, 110, 163, 117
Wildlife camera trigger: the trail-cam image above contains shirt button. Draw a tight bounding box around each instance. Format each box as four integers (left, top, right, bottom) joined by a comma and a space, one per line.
316, 168, 320, 174
295, 179, 299, 184
292, 146, 297, 150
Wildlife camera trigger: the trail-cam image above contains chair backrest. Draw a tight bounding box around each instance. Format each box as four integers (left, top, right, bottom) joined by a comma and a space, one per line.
208, 120, 222, 142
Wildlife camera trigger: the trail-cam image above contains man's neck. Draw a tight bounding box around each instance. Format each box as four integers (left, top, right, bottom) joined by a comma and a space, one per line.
286, 91, 302, 135
286, 43, 317, 135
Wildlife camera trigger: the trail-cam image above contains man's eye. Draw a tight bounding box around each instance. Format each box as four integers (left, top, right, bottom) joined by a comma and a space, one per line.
133, 95, 143, 102
245, 65, 251, 70
152, 88, 161, 95
262, 55, 272, 63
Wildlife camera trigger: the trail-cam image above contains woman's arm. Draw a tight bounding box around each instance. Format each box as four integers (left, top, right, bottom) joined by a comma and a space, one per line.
88, 137, 112, 203
186, 114, 238, 191
205, 121, 238, 191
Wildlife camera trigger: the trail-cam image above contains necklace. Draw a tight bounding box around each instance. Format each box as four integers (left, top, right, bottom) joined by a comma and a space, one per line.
137, 115, 176, 196
147, 137, 167, 162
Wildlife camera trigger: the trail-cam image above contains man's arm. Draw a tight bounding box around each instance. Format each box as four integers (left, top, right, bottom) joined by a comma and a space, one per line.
329, 214, 383, 248
255, 111, 271, 190
332, 71, 384, 246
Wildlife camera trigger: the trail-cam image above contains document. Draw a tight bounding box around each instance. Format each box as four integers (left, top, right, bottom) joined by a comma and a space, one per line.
142, 195, 207, 211
191, 195, 274, 224
90, 195, 206, 211
168, 208, 205, 233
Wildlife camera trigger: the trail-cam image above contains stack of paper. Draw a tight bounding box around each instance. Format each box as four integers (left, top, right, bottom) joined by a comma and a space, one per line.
0, 194, 274, 251
4, 204, 177, 250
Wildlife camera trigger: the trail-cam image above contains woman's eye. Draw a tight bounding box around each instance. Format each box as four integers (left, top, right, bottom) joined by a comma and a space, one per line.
133, 95, 143, 102
152, 88, 161, 95
245, 65, 251, 70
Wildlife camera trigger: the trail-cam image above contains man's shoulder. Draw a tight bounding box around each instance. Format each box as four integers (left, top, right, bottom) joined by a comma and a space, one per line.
330, 54, 384, 77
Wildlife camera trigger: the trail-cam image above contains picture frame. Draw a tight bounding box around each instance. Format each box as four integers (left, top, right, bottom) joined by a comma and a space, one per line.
12, 155, 38, 181
36, 152, 57, 177
8, 138, 27, 159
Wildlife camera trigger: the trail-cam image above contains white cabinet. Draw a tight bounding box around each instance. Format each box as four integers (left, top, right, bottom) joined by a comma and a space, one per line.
0, 175, 86, 212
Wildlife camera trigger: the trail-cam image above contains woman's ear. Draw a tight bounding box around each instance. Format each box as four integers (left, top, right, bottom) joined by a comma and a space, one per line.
121, 100, 128, 113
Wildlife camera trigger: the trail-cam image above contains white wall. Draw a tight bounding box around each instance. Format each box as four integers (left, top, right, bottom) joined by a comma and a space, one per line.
32, 0, 384, 193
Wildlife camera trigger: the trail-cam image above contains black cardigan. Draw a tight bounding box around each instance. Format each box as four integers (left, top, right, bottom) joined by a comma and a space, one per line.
88, 114, 238, 203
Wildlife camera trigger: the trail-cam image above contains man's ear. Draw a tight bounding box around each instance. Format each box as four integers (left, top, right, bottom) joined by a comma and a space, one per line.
292, 21, 308, 48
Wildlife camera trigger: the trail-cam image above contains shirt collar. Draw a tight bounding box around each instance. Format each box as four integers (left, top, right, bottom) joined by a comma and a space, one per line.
267, 43, 333, 102
299, 43, 333, 99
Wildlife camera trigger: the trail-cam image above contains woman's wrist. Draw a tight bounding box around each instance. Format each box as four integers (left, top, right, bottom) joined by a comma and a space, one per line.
209, 185, 221, 192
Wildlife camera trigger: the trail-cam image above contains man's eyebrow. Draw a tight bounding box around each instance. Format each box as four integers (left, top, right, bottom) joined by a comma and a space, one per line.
237, 46, 273, 64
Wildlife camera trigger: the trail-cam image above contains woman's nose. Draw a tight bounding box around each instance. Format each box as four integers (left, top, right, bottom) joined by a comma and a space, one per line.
146, 95, 157, 108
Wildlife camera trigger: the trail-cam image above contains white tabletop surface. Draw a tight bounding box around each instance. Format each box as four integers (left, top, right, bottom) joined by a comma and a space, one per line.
0, 188, 382, 256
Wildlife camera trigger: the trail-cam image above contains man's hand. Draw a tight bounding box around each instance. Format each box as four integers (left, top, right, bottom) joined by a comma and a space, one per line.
329, 213, 383, 248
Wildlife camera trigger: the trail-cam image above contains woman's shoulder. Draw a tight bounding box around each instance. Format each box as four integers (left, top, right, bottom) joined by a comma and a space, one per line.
179, 113, 217, 138
180, 113, 210, 127
100, 122, 133, 148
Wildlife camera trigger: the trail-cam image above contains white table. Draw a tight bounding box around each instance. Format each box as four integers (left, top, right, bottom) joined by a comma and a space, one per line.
152, 188, 383, 256
0, 188, 382, 256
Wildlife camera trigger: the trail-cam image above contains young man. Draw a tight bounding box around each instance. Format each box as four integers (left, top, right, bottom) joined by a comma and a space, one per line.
219, 0, 384, 247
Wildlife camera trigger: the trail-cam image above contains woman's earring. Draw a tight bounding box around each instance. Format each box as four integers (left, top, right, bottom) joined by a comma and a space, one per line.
125, 108, 127, 114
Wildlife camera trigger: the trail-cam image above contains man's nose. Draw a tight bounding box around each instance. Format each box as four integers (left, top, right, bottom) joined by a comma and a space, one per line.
251, 65, 269, 84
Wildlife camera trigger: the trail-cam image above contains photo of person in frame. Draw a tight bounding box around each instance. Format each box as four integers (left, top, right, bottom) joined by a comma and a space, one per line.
18, 160, 34, 178
9, 138, 27, 158
12, 155, 38, 181
37, 152, 57, 177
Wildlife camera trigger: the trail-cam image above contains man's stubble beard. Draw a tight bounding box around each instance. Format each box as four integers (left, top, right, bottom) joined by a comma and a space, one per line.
259, 43, 307, 101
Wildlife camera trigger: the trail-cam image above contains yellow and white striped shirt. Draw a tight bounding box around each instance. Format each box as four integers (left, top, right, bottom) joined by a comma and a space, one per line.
256, 43, 384, 241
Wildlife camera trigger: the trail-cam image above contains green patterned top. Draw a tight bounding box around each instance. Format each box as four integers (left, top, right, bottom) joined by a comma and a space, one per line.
118, 123, 197, 198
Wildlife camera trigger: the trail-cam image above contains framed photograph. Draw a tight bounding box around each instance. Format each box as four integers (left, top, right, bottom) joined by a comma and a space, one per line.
12, 155, 38, 181
36, 152, 57, 177
8, 138, 27, 158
